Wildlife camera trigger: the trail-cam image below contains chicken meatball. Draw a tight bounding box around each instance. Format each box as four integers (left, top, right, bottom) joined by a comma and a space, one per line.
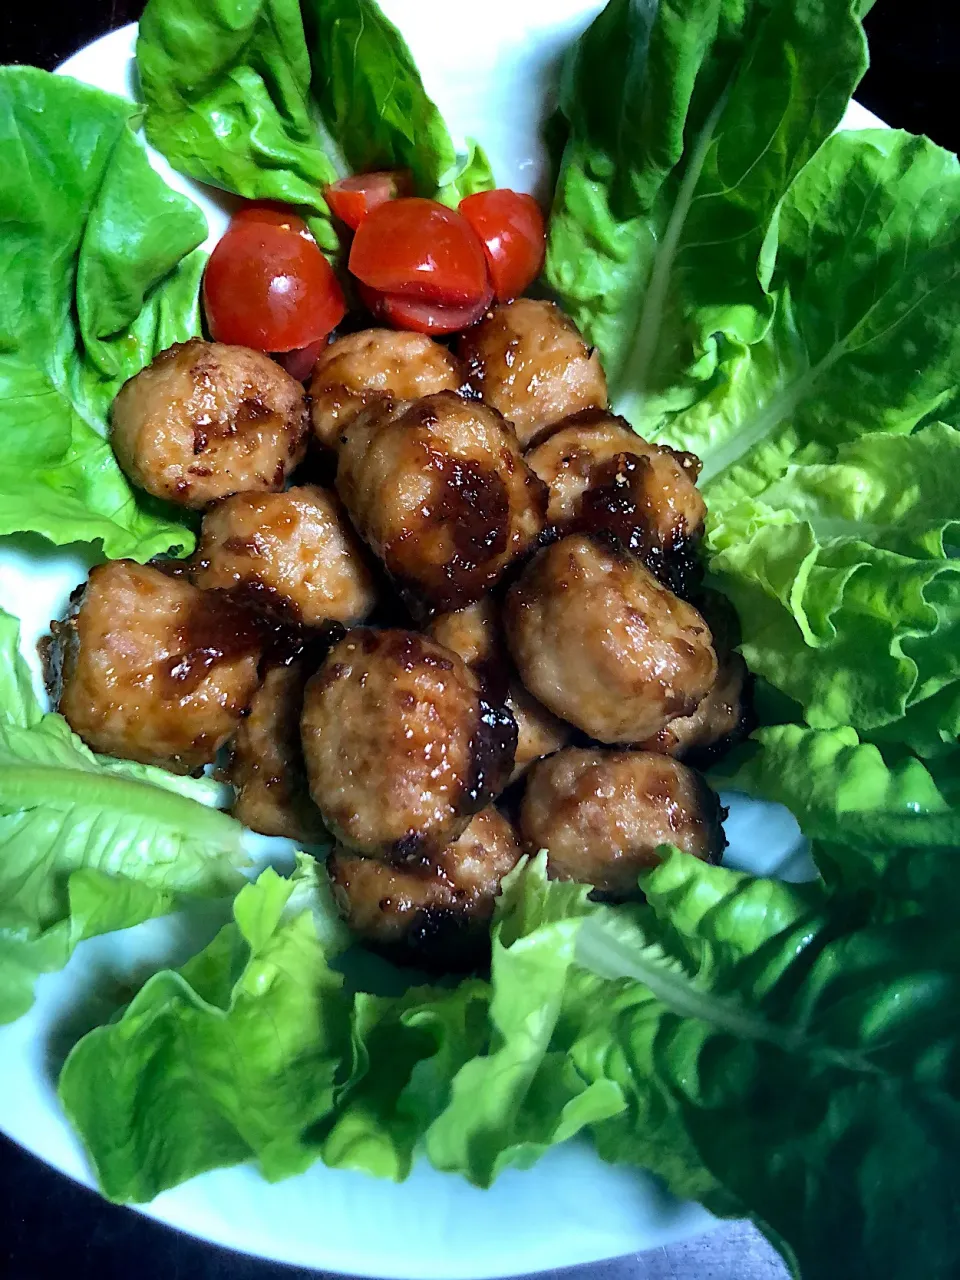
309, 329, 465, 451
640, 652, 749, 760
301, 629, 516, 856
427, 599, 570, 779
337, 391, 546, 610
328, 807, 522, 967
504, 535, 717, 744
191, 485, 376, 627
508, 681, 572, 782
111, 339, 308, 509
521, 749, 725, 897
52, 560, 261, 773
457, 299, 607, 447
525, 410, 705, 591
229, 663, 327, 843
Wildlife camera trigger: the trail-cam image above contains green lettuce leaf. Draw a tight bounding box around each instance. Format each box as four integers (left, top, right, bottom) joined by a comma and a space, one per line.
59, 857, 352, 1201
305, 0, 494, 203
0, 609, 246, 1023
137, 0, 495, 245
703, 424, 960, 750
137, 0, 341, 251
713, 724, 960, 911
571, 849, 960, 1280
661, 131, 960, 503
0, 68, 206, 559
545, 0, 868, 430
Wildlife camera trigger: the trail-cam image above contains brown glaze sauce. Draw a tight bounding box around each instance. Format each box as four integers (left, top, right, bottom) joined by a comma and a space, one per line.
576, 454, 702, 599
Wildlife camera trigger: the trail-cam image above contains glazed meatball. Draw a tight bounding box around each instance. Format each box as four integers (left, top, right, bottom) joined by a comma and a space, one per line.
191, 485, 376, 627
427, 599, 570, 779
521, 749, 725, 897
229, 663, 327, 843
301, 630, 516, 856
309, 329, 464, 451
52, 560, 261, 773
504, 535, 717, 744
111, 339, 308, 509
508, 681, 571, 782
525, 410, 705, 589
457, 299, 607, 447
337, 391, 546, 610
640, 652, 749, 760
328, 807, 522, 966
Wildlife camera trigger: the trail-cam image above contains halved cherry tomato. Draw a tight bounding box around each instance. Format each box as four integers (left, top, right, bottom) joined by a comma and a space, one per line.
459, 189, 546, 301
358, 281, 492, 336
274, 338, 326, 381
325, 171, 413, 231
203, 210, 345, 352
349, 198, 489, 306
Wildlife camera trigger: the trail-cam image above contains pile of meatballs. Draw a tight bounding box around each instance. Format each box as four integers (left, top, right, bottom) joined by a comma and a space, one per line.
48, 297, 747, 969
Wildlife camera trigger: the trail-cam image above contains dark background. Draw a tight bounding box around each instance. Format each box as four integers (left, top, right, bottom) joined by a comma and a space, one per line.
0, 3, 956, 1279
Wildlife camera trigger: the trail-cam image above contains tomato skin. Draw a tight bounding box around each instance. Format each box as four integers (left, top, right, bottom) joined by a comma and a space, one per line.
459, 189, 545, 301
229, 205, 315, 238
325, 171, 413, 230
348, 198, 490, 306
358, 281, 492, 335
203, 220, 345, 352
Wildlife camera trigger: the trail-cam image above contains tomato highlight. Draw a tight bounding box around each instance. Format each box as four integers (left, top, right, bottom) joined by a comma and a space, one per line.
203, 211, 345, 352
348, 198, 490, 306
325, 171, 413, 230
459, 189, 546, 301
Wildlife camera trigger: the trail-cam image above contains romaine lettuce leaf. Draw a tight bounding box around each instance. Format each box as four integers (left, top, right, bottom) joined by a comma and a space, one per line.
659, 131, 960, 504
304, 0, 494, 204
0, 68, 206, 560
0, 609, 246, 1022
136, 0, 495, 245
572, 849, 960, 1280
59, 857, 351, 1201
704, 425, 960, 750
545, 0, 868, 431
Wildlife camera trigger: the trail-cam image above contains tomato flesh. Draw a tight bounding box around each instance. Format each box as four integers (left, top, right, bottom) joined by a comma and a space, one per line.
325, 171, 412, 231
349, 198, 489, 306
274, 339, 326, 381
358, 281, 492, 336
203, 215, 345, 352
459, 189, 545, 301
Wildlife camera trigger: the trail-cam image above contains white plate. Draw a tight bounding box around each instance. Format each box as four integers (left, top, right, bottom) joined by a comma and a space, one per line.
0, 7, 883, 1276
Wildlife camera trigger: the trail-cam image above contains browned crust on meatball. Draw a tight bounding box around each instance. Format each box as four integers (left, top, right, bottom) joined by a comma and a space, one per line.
53, 559, 262, 773
191, 485, 377, 628
110, 339, 308, 509
301, 629, 516, 856
520, 748, 726, 898
336, 391, 547, 610
327, 806, 522, 968
426, 599, 571, 778
504, 534, 717, 744
457, 299, 608, 447
525, 410, 706, 597
309, 328, 466, 450
640, 652, 750, 762
229, 662, 327, 843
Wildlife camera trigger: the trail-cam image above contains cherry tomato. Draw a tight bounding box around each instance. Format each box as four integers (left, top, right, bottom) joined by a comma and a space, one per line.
358, 281, 492, 336
325, 171, 413, 231
349, 198, 490, 306
203, 213, 345, 351
230, 204, 316, 237
274, 338, 326, 381
459, 189, 545, 301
